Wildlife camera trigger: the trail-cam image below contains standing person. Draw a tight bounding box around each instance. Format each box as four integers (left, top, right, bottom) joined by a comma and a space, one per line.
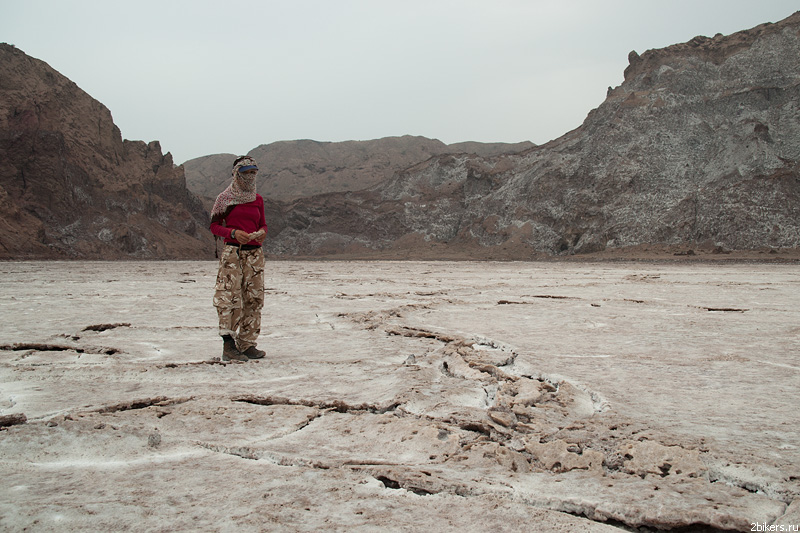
209, 156, 268, 362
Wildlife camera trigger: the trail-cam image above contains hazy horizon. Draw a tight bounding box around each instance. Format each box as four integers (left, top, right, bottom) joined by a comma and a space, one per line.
2, 1, 798, 164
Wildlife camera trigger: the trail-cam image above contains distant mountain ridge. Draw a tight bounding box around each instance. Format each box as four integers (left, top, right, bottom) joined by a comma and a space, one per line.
184, 137, 535, 204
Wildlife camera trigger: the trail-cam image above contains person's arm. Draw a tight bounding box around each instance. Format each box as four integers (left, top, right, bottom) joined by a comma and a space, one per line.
210, 213, 240, 241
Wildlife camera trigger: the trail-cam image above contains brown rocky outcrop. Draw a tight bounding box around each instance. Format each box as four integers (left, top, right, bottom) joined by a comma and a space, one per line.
263, 12, 800, 259
184, 137, 535, 205
0, 43, 214, 259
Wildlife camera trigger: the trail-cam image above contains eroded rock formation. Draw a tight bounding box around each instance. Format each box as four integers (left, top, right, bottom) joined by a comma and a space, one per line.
0, 44, 214, 259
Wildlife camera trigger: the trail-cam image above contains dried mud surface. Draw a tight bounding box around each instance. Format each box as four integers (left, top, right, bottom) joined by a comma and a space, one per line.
1, 260, 798, 532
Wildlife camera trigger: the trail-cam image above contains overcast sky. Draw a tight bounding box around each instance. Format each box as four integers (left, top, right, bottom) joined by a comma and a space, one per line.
2, 1, 797, 164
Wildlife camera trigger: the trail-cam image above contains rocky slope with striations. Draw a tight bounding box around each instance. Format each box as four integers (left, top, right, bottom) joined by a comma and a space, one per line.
184, 137, 535, 205
262, 12, 800, 259
0, 43, 214, 260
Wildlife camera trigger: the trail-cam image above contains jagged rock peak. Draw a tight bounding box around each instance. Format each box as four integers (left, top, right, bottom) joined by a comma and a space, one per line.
0, 43, 213, 259
623, 10, 800, 80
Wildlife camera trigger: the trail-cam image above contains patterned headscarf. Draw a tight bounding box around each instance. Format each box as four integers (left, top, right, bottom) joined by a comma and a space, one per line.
211, 156, 258, 218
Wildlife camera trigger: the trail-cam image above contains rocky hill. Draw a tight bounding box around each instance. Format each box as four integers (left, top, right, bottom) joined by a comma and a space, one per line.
0, 44, 214, 260
263, 11, 800, 259
184, 137, 534, 205
3, 11, 798, 262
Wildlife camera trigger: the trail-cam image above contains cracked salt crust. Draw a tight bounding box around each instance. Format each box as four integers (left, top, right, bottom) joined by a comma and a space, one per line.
0, 260, 798, 531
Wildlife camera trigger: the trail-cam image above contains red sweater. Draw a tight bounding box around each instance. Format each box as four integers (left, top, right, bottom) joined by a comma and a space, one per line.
209, 195, 268, 246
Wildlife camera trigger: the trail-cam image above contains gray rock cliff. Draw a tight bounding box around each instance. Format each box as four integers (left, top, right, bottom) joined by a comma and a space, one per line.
263, 12, 800, 258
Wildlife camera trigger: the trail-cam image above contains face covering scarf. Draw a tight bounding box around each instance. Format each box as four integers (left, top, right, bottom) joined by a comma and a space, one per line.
211, 157, 258, 219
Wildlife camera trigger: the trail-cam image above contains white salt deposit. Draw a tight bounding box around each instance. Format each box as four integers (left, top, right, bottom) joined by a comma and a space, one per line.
0, 260, 798, 531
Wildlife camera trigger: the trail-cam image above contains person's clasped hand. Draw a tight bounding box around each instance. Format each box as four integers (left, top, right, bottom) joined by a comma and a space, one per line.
234, 230, 251, 244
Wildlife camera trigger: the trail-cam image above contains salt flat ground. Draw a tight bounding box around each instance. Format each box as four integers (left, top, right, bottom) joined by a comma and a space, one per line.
0, 260, 798, 532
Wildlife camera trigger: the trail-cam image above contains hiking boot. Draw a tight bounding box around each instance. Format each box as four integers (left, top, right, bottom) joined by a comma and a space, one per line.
242, 346, 265, 359
221, 335, 248, 362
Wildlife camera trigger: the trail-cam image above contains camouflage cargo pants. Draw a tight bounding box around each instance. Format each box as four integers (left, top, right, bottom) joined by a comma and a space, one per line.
213, 246, 265, 351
